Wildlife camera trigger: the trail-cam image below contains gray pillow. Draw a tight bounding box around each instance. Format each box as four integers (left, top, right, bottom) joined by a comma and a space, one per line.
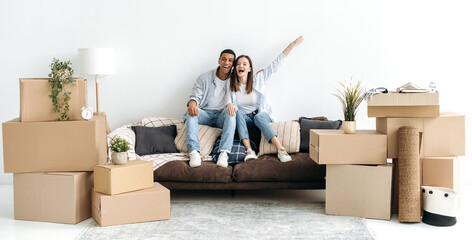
299, 117, 342, 153
131, 125, 179, 156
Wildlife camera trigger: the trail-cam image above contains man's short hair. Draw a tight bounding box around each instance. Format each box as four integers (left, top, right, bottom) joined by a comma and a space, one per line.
220, 49, 236, 58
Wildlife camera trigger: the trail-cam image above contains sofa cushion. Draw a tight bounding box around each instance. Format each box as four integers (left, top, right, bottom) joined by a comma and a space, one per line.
174, 124, 222, 156
154, 161, 233, 183
233, 153, 326, 182
299, 117, 342, 153
258, 121, 300, 156
132, 125, 179, 155
210, 137, 257, 164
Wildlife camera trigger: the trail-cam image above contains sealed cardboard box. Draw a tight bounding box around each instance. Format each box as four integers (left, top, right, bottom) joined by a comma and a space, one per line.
94, 160, 154, 195
20, 78, 88, 122
423, 157, 460, 192
326, 164, 393, 220
376, 112, 465, 158
14, 172, 93, 224
2, 116, 107, 173
92, 182, 170, 227
309, 129, 387, 165
367, 92, 439, 117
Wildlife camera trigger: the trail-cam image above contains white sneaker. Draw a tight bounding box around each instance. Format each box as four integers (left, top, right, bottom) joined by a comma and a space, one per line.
216, 152, 229, 168
277, 147, 292, 162
189, 150, 201, 168
244, 149, 258, 161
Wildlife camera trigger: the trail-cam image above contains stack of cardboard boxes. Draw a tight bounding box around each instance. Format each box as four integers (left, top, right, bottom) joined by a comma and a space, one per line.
3, 78, 171, 226
309, 91, 465, 220
2, 78, 108, 224
92, 160, 170, 226
370, 92, 465, 213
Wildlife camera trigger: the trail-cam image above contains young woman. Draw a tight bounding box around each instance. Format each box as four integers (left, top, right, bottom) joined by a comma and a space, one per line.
226, 36, 303, 162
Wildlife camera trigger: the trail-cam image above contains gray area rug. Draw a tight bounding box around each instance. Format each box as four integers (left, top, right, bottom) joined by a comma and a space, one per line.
78, 201, 374, 240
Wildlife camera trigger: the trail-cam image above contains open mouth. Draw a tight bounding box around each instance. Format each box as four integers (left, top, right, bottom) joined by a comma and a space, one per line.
238, 69, 244, 73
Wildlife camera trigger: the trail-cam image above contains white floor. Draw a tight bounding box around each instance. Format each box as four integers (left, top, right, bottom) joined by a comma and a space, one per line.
0, 184, 470, 240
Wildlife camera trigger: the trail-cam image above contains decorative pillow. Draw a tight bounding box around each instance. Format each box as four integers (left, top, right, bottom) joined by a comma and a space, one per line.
107, 122, 142, 161
298, 117, 342, 153
141, 116, 184, 130
174, 124, 222, 156
258, 121, 300, 156
131, 125, 179, 156
210, 137, 257, 164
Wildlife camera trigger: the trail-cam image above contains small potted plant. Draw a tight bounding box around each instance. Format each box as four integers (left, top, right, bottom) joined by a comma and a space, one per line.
110, 137, 130, 165
333, 78, 364, 134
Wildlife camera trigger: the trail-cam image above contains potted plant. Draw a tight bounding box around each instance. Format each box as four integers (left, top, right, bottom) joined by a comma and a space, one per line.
110, 137, 130, 165
48, 58, 75, 121
333, 78, 364, 134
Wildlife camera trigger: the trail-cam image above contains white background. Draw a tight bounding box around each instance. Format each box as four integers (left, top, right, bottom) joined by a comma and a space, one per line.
0, 0, 470, 184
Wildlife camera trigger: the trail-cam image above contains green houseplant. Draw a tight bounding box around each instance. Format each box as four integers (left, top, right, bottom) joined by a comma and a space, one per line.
333, 78, 365, 134
48, 58, 75, 121
110, 137, 131, 165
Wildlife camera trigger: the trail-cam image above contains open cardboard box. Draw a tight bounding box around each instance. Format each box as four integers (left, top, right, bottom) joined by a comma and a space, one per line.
367, 92, 439, 118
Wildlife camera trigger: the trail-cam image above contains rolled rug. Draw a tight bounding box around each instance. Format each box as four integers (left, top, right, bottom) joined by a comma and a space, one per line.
398, 126, 421, 223
422, 186, 459, 226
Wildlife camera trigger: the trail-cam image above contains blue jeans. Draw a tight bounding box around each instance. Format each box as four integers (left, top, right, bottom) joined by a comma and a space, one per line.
236, 110, 276, 143
186, 109, 236, 153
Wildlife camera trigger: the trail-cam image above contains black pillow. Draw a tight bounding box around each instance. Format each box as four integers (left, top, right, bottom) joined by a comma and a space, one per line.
299, 117, 342, 153
131, 125, 179, 156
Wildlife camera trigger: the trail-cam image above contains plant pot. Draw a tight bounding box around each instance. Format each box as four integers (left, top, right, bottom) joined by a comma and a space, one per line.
112, 152, 128, 165
342, 121, 356, 134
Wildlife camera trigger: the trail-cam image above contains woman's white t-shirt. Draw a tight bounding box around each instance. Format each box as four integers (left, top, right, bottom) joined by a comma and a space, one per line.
236, 84, 258, 114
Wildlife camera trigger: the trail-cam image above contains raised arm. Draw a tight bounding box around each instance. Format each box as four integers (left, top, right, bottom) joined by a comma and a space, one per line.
255, 36, 304, 82
282, 36, 303, 57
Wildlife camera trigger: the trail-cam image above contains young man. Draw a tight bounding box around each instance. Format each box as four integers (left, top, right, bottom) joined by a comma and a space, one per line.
185, 49, 236, 168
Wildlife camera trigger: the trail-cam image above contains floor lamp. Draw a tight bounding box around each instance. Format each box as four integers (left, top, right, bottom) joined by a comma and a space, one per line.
78, 48, 115, 113
78, 48, 115, 132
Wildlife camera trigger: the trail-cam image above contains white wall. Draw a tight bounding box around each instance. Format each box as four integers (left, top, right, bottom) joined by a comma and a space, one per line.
1, 0, 471, 184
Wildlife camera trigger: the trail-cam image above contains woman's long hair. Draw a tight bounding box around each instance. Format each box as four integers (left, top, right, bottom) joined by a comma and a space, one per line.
230, 55, 254, 94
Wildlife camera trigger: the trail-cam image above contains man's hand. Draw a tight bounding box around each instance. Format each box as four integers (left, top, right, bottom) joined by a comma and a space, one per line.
188, 100, 199, 116
227, 103, 236, 117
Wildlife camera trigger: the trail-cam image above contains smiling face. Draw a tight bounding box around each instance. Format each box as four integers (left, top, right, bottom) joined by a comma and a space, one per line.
235, 57, 252, 78
218, 53, 235, 75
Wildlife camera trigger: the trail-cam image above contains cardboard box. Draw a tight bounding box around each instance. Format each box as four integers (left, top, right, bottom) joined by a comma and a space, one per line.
376, 112, 465, 158
14, 172, 93, 224
422, 157, 460, 192
94, 160, 154, 195
20, 78, 88, 122
326, 164, 393, 220
309, 129, 387, 165
2, 116, 107, 173
367, 92, 439, 117
91, 182, 170, 227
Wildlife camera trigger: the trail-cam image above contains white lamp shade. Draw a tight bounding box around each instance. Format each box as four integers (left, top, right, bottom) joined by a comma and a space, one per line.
78, 48, 115, 75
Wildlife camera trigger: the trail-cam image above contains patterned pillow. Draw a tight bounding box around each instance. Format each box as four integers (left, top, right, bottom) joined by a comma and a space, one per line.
210, 137, 257, 164
174, 124, 222, 156
141, 116, 184, 130
258, 121, 300, 156
107, 121, 142, 161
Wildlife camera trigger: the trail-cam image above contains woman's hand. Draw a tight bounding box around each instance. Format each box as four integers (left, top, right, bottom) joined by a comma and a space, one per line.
227, 103, 236, 117
283, 35, 303, 56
